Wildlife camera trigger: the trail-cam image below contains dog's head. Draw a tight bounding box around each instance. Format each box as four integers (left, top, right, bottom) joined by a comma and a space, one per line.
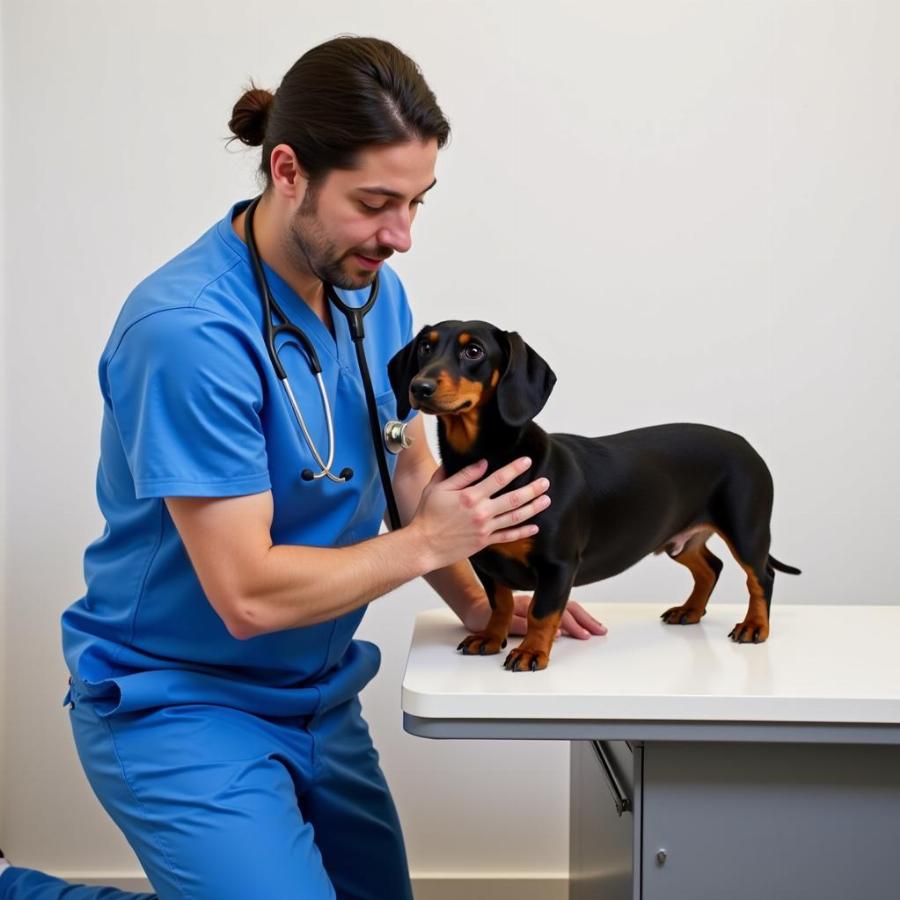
388, 320, 556, 428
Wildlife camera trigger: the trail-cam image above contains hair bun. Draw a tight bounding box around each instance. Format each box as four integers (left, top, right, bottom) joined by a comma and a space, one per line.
228, 85, 274, 147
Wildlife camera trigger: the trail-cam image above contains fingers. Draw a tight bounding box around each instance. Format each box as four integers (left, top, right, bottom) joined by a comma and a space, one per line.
508, 593, 530, 635
560, 609, 590, 639
508, 613, 529, 636
491, 488, 551, 532
561, 603, 608, 638
512, 593, 531, 614
437, 457, 488, 489
490, 522, 541, 543
468, 456, 534, 501
472, 459, 551, 537
572, 603, 608, 635
507, 595, 607, 642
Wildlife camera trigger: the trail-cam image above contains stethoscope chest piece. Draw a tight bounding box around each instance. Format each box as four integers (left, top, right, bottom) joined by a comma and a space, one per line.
384, 419, 412, 454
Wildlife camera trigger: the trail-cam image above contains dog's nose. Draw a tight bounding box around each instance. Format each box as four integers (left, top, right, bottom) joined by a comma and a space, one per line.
410, 378, 437, 400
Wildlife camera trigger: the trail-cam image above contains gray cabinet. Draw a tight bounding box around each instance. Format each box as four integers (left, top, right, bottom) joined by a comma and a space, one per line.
570, 740, 639, 900
570, 740, 900, 900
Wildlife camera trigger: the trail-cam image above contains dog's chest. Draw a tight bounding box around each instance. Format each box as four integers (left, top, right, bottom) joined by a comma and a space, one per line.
472, 541, 539, 592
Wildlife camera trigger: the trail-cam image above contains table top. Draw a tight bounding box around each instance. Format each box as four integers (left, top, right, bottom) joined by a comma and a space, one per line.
401, 603, 900, 726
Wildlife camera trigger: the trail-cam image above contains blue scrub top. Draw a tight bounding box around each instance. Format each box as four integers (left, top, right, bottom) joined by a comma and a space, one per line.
62, 199, 418, 719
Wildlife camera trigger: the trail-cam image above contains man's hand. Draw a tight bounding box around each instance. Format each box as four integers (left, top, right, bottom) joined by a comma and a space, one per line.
465, 594, 608, 639
408, 457, 551, 571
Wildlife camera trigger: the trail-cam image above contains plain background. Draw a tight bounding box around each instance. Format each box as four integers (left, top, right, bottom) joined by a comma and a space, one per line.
2, 0, 899, 886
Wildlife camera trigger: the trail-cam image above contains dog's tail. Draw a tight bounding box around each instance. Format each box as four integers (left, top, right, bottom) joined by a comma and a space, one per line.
769, 555, 801, 575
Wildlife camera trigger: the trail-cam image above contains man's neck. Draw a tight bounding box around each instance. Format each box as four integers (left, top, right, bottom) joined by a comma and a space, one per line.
232, 195, 332, 331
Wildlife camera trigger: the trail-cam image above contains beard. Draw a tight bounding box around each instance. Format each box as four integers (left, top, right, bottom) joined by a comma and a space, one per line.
283, 188, 390, 292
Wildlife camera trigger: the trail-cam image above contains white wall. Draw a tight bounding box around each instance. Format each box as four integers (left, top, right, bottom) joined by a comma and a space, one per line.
2, 0, 899, 884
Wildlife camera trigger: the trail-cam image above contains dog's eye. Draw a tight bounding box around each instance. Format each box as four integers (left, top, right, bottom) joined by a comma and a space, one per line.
418, 341, 433, 355
462, 345, 484, 361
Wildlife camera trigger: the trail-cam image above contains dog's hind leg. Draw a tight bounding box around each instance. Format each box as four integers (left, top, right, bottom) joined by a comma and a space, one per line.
727, 545, 774, 644
711, 526, 774, 644
710, 456, 778, 643
713, 474, 776, 643
661, 532, 723, 625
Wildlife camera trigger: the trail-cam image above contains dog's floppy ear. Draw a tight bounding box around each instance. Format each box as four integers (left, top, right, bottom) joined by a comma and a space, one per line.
388, 327, 429, 419
495, 331, 557, 427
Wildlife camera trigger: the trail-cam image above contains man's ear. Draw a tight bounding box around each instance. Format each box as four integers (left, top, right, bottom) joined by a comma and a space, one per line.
495, 331, 557, 427
388, 327, 429, 419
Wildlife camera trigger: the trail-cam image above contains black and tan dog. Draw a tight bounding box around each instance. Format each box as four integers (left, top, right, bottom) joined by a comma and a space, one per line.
388, 320, 800, 672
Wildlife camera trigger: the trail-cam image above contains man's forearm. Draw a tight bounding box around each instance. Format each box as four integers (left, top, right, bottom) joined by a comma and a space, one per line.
421, 560, 489, 630
237, 454, 489, 639
238, 526, 435, 638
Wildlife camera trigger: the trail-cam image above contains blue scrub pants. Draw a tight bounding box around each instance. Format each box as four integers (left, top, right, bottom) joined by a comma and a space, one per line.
0, 683, 413, 900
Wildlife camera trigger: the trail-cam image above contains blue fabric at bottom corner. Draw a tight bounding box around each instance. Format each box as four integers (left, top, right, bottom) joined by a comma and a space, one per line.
1, 682, 412, 900
0, 866, 154, 899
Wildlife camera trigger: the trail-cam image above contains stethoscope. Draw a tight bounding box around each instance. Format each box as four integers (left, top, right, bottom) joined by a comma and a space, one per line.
243, 195, 410, 531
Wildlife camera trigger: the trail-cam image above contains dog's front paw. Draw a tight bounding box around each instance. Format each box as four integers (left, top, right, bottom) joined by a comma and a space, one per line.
457, 633, 507, 655
661, 604, 707, 625
503, 643, 550, 672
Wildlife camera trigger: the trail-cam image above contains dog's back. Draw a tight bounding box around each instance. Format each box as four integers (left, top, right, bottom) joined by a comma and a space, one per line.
549, 423, 773, 582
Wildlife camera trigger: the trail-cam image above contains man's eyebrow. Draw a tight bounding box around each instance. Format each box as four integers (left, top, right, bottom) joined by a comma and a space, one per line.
357, 178, 437, 200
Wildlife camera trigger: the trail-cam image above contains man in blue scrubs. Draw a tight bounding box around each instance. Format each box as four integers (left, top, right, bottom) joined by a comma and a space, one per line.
0, 36, 605, 900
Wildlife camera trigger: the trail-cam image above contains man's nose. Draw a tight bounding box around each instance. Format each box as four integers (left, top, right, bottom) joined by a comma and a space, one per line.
377, 214, 413, 253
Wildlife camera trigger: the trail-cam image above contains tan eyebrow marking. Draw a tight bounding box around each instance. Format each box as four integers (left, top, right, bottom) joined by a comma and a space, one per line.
458, 333, 471, 345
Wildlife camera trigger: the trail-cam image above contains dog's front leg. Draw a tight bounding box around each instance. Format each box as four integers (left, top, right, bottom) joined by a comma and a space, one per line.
458, 574, 515, 656
504, 563, 575, 672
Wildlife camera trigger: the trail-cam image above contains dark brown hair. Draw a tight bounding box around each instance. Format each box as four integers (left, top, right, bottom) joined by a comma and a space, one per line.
228, 36, 450, 188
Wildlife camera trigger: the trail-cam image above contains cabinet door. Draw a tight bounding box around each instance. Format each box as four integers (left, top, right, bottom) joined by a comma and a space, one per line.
641, 741, 900, 900
570, 740, 637, 900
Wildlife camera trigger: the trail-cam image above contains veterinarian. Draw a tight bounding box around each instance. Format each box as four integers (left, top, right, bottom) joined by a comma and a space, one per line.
0, 36, 605, 900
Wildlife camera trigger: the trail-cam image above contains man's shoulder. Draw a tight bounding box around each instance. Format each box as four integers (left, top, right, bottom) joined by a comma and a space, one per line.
105, 214, 255, 356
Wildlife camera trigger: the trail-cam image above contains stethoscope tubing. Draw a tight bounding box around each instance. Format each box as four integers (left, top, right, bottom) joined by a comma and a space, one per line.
341, 302, 403, 533
280, 372, 337, 477
243, 195, 403, 531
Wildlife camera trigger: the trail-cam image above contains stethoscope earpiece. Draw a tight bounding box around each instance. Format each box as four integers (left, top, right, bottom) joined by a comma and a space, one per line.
301, 467, 354, 482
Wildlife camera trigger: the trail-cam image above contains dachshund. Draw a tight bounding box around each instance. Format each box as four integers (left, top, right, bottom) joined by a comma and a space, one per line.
388, 321, 800, 671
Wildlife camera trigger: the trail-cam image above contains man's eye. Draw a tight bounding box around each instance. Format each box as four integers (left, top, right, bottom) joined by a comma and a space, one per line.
361, 199, 424, 212
463, 345, 483, 360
